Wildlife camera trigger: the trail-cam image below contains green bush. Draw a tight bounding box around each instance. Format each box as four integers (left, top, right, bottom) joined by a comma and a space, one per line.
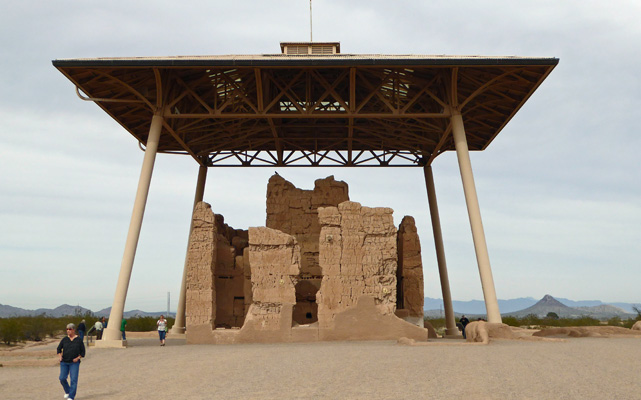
424, 317, 445, 330
92, 316, 176, 332
622, 319, 637, 329
0, 314, 178, 343
570, 316, 601, 326
425, 314, 626, 330
0, 318, 22, 345
125, 316, 157, 332
501, 316, 520, 327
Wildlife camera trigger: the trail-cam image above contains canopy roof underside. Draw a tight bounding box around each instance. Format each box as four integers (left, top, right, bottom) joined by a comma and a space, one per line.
53, 54, 558, 167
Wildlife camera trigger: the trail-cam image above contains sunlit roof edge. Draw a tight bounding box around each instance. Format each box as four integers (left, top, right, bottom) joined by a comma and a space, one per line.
53, 54, 559, 67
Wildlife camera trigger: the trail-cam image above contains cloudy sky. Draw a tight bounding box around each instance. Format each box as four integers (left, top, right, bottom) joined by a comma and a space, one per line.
1, 0, 639, 312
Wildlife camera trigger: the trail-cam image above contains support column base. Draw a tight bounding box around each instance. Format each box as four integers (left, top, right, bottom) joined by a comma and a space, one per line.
443, 334, 464, 339
444, 328, 463, 338
95, 339, 127, 348
170, 326, 185, 334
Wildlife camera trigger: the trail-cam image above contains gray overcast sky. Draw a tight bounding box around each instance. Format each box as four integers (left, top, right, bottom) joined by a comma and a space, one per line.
1, 0, 640, 312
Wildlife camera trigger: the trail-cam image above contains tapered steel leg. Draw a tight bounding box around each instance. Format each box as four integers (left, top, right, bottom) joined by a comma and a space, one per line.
423, 166, 459, 335
451, 111, 502, 323
100, 114, 163, 345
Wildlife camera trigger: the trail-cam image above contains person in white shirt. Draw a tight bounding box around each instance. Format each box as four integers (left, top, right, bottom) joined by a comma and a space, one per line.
94, 320, 104, 340
157, 315, 168, 346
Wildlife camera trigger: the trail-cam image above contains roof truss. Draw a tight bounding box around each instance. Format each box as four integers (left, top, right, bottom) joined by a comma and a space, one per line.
55, 56, 557, 167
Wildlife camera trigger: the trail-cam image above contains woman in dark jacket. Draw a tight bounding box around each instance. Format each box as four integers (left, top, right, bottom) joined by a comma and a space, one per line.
57, 323, 85, 400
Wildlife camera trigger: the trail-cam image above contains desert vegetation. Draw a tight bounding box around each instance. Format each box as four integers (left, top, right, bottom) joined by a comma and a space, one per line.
0, 314, 175, 345
426, 309, 641, 336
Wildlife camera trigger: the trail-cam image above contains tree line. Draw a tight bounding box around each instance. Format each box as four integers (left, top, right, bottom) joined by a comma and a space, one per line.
0, 313, 175, 345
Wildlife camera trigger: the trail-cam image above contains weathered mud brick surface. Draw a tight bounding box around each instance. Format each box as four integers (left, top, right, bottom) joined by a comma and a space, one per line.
247, 227, 301, 329
185, 202, 217, 327
397, 216, 424, 318
266, 174, 349, 276
317, 201, 398, 328
186, 202, 249, 329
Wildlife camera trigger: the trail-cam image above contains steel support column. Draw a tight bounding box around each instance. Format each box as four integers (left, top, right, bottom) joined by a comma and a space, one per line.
451, 111, 502, 323
100, 113, 164, 345
423, 165, 459, 336
171, 165, 208, 334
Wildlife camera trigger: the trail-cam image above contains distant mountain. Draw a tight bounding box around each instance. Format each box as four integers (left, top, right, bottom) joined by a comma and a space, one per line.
0, 304, 33, 317
0, 304, 92, 318
424, 296, 640, 317
96, 307, 172, 318
0, 304, 172, 319
610, 303, 640, 314
575, 304, 630, 316
554, 297, 602, 308
506, 295, 581, 318
505, 295, 634, 319
424, 297, 538, 314
36, 304, 94, 318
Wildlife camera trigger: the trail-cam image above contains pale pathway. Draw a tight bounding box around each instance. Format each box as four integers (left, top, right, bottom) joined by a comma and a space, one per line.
1, 336, 640, 399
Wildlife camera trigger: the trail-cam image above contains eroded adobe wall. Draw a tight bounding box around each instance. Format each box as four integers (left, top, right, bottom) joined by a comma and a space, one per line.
266, 174, 349, 276
185, 202, 217, 329
212, 213, 248, 328
397, 216, 424, 319
185, 202, 248, 334
243, 227, 300, 332
316, 201, 398, 329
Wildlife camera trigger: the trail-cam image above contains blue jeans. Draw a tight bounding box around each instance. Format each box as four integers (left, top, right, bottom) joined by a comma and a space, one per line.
59, 361, 80, 399
159, 330, 166, 341
121, 330, 126, 340
78, 331, 85, 342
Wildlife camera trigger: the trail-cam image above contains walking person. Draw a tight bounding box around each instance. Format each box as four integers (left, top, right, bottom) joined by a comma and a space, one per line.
57, 323, 85, 400
77, 319, 86, 342
94, 318, 104, 340
121, 318, 127, 340
459, 315, 470, 339
157, 315, 168, 346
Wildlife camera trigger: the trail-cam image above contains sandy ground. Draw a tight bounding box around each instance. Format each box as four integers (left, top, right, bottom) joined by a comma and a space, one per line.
2, 333, 641, 399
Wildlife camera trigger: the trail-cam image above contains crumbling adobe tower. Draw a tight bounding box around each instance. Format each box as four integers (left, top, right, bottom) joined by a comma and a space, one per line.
185, 175, 426, 343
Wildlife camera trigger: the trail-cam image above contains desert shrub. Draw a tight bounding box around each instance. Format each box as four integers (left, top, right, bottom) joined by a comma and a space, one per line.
0, 318, 22, 345
520, 314, 541, 326
501, 316, 520, 327
565, 316, 600, 326
125, 316, 157, 332
546, 312, 559, 320
424, 317, 445, 330
493, 315, 602, 328
123, 316, 176, 332
0, 316, 90, 343
607, 316, 622, 326
21, 315, 53, 341
622, 318, 637, 329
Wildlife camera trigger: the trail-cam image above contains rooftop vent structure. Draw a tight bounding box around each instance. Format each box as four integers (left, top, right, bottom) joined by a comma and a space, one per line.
280, 42, 340, 55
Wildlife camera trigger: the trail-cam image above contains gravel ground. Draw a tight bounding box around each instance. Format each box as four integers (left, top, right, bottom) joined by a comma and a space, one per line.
2, 335, 641, 399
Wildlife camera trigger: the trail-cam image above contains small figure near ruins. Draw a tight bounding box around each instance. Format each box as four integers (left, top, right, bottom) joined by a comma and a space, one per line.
185, 175, 427, 344
459, 315, 470, 339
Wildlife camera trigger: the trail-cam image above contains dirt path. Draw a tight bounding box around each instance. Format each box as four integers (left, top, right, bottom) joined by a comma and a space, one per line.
2, 336, 640, 399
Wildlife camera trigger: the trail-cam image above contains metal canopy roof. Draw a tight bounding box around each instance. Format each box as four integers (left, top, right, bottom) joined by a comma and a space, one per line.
53, 53, 558, 167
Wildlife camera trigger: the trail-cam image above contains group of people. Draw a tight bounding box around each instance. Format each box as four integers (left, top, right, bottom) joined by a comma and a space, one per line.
57, 315, 170, 399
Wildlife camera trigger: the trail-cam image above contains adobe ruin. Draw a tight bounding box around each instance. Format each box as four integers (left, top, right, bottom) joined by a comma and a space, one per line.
185, 175, 426, 343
